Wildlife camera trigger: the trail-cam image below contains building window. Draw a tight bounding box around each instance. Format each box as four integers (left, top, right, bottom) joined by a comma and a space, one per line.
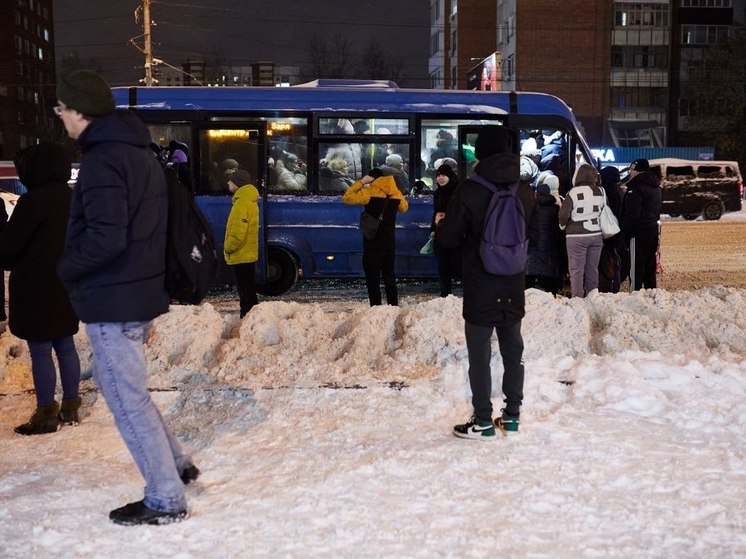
614, 3, 669, 28
451, 66, 458, 89
450, 0, 457, 16
431, 32, 441, 55
451, 29, 457, 54
430, 69, 442, 89
14, 10, 21, 25
682, 25, 730, 44
682, 0, 731, 6
506, 55, 514, 80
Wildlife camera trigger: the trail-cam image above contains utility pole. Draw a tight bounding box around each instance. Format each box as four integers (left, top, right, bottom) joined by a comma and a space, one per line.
143, 0, 153, 86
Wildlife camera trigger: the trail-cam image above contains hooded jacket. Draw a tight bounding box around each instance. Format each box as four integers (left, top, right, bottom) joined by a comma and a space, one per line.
57, 110, 170, 323
621, 170, 662, 237
343, 175, 408, 251
0, 143, 79, 340
224, 183, 260, 264
437, 153, 535, 326
431, 165, 459, 233
558, 163, 603, 237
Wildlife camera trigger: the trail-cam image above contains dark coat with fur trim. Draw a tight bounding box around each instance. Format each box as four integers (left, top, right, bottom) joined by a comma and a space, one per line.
0, 143, 79, 340
437, 153, 535, 326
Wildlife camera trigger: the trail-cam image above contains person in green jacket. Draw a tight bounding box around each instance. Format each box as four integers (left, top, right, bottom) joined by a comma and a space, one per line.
224, 169, 260, 317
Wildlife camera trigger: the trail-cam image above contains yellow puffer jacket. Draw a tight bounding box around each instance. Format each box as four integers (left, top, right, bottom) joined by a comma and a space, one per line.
342, 175, 409, 212
224, 184, 260, 264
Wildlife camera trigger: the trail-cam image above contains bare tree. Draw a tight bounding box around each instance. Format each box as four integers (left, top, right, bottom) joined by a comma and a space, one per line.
358, 37, 404, 82
307, 34, 354, 79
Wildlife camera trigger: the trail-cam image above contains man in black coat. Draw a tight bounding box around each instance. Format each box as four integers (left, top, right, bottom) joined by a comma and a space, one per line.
438, 126, 534, 440
55, 70, 196, 526
620, 159, 662, 290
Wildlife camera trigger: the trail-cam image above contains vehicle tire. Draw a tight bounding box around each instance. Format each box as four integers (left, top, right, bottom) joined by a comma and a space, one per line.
701, 199, 724, 221
257, 247, 299, 296
683, 213, 700, 221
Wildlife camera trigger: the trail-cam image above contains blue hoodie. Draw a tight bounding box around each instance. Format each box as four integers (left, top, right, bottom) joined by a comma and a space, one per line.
58, 110, 170, 323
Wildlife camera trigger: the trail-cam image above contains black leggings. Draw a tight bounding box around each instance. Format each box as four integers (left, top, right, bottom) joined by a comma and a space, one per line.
362, 249, 398, 306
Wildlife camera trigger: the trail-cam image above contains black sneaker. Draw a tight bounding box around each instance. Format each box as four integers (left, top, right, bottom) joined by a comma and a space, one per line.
109, 500, 187, 526
452, 415, 496, 440
180, 464, 200, 485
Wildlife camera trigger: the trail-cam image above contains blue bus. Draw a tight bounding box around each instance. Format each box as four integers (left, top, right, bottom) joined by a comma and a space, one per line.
111, 80, 595, 295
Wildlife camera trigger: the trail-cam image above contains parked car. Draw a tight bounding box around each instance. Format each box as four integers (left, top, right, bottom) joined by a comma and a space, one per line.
623, 158, 743, 221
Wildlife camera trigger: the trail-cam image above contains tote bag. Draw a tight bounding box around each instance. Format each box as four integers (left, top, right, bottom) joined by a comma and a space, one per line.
599, 190, 620, 239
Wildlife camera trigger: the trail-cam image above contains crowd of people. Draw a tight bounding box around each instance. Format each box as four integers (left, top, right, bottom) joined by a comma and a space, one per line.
0, 69, 663, 527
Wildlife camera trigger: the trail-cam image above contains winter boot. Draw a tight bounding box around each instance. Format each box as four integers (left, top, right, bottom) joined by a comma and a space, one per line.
14, 402, 61, 436
58, 397, 82, 425
180, 464, 200, 485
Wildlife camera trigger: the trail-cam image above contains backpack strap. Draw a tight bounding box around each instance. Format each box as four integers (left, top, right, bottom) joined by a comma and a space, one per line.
470, 174, 524, 218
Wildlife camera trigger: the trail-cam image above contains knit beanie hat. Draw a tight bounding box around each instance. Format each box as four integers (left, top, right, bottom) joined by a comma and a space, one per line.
474, 126, 516, 159
229, 169, 252, 187
629, 158, 650, 172
56, 70, 115, 117
600, 166, 621, 186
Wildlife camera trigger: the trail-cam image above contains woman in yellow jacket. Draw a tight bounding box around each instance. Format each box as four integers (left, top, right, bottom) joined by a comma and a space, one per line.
342, 168, 409, 306
224, 169, 260, 317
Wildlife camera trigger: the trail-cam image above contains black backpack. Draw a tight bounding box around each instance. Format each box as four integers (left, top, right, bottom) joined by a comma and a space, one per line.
164, 166, 219, 304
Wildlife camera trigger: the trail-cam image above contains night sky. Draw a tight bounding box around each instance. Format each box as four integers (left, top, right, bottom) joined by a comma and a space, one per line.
53, 0, 431, 87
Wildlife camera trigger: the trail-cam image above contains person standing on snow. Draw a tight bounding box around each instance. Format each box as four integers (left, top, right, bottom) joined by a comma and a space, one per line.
438, 126, 535, 439
0, 142, 82, 436
620, 158, 662, 291
224, 169, 260, 318
343, 168, 409, 306
55, 70, 197, 526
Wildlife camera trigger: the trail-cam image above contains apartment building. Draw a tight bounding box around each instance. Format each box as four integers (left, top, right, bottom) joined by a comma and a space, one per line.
431, 0, 744, 148
0, 0, 57, 159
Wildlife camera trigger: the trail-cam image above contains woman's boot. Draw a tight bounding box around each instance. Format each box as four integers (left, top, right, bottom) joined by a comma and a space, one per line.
58, 396, 82, 425
14, 402, 60, 435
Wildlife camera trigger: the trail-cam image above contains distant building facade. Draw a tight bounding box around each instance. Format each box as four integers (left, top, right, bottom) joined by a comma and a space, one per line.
0, 0, 57, 158
429, 0, 745, 148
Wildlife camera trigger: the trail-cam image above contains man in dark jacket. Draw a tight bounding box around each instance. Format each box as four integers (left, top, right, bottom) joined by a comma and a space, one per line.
620, 158, 662, 290
55, 70, 197, 526
438, 126, 534, 439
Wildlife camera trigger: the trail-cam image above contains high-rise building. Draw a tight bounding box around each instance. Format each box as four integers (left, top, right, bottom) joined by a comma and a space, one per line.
428, 0, 497, 89
431, 0, 744, 149
0, 0, 57, 158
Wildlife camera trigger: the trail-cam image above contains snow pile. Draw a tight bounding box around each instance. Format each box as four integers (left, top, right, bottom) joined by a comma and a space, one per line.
0, 287, 744, 558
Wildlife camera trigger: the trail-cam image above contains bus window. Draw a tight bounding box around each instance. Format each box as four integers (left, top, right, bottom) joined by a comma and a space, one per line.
318, 117, 408, 135
420, 118, 499, 188
320, 140, 411, 194
198, 128, 262, 195
266, 117, 308, 194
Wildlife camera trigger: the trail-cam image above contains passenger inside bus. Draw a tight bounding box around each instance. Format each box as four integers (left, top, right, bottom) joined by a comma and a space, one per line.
380, 153, 409, 194
275, 153, 307, 192
319, 157, 354, 194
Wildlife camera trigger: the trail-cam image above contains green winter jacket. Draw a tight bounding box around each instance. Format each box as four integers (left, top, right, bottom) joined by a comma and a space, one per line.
224, 184, 259, 264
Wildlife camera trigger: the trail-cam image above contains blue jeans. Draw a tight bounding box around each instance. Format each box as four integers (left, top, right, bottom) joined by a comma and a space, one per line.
27, 336, 81, 408
86, 321, 188, 513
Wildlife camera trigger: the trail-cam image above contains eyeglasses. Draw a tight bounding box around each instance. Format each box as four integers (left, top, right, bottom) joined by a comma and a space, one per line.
53, 105, 66, 117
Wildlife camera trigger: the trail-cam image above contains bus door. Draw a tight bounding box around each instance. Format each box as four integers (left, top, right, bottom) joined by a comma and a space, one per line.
456, 125, 520, 180
194, 122, 268, 284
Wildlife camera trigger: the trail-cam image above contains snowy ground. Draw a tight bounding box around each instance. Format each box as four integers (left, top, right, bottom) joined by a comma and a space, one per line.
0, 285, 744, 558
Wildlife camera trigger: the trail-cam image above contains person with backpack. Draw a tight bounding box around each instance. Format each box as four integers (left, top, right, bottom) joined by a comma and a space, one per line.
54, 70, 197, 526
558, 164, 604, 298
438, 126, 534, 439
224, 169, 260, 318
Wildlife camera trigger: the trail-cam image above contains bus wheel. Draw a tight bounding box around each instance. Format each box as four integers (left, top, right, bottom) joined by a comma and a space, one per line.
702, 200, 724, 221
257, 247, 298, 296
